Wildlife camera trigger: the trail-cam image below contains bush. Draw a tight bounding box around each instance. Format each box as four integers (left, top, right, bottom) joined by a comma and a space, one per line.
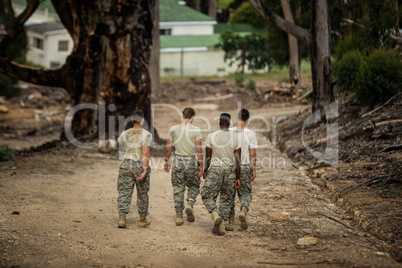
0, 74, 21, 98
0, 145, 15, 162
355, 49, 402, 104
234, 73, 245, 87
247, 79, 256, 91
333, 50, 364, 92
333, 36, 366, 62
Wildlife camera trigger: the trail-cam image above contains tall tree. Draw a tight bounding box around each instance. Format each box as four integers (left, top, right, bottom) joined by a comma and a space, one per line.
150, 0, 160, 93
249, 0, 334, 112
209, 0, 217, 19
0, 0, 155, 137
281, 0, 300, 88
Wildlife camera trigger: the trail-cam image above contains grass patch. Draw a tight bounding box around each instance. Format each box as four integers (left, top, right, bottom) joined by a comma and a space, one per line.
160, 60, 312, 83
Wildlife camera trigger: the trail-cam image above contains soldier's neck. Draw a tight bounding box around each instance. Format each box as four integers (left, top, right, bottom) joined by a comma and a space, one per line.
237, 121, 246, 130
181, 119, 192, 126
133, 124, 142, 130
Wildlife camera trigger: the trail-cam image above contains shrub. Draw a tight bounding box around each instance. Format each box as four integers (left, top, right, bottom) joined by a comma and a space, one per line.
334, 36, 366, 62
247, 79, 256, 91
355, 49, 402, 104
333, 50, 364, 92
0, 74, 21, 98
0, 145, 15, 162
234, 73, 245, 87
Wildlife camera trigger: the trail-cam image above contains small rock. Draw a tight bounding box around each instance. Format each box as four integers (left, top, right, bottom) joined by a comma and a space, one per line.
12, 211, 20, 215
0, 105, 9, 113
58, 233, 62, 237
268, 212, 290, 221
302, 228, 313, 234
297, 236, 317, 246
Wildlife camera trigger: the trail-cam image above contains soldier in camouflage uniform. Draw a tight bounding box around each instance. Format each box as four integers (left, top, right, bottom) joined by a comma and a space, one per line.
164, 108, 203, 226
228, 108, 257, 231
116, 110, 152, 228
202, 113, 241, 236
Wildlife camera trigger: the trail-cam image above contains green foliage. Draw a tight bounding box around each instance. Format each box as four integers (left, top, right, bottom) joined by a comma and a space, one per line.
247, 79, 256, 92
234, 73, 245, 87
0, 145, 15, 162
378, 179, 393, 198
229, 2, 266, 28
333, 36, 367, 62
216, 30, 270, 73
0, 74, 21, 98
355, 49, 402, 104
333, 50, 364, 92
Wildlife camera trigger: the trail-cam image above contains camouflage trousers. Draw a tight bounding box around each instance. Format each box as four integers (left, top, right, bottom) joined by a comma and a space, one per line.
171, 156, 200, 212
230, 165, 252, 216
117, 159, 151, 216
201, 166, 236, 221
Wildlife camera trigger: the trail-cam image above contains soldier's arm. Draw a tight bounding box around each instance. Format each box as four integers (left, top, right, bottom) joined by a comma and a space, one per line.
249, 148, 256, 182
137, 145, 150, 181
164, 139, 173, 172
203, 146, 212, 179
234, 148, 241, 189
195, 139, 204, 177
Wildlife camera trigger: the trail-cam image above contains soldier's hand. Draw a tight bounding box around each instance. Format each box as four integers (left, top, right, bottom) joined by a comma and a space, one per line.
235, 179, 241, 189
249, 169, 256, 182
164, 162, 171, 173
137, 171, 147, 182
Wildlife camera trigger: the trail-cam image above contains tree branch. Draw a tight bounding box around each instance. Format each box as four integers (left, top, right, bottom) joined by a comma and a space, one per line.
248, 0, 311, 47
0, 0, 39, 51
51, 0, 74, 37
0, 57, 64, 87
5, 0, 15, 24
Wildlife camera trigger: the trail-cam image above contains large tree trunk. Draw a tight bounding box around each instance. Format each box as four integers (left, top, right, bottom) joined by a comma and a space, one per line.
0, 0, 155, 138
150, 0, 160, 93
310, 0, 334, 112
208, 0, 216, 19
281, 0, 300, 88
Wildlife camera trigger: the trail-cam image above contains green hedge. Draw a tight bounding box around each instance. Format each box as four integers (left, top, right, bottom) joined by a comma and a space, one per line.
333, 49, 402, 104
355, 49, 402, 104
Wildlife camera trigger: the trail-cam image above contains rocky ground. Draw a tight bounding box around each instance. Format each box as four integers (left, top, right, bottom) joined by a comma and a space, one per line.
278, 92, 402, 262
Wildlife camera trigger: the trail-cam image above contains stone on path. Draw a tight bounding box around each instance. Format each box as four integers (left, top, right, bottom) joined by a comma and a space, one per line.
297, 236, 317, 246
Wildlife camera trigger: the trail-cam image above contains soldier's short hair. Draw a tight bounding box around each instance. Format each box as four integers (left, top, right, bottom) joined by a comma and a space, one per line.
132, 110, 144, 124
220, 113, 231, 126
182, 107, 195, 119
238, 108, 250, 122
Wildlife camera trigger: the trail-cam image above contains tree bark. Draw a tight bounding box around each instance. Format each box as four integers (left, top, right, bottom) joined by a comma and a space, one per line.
196, 0, 201, 12
150, 0, 160, 93
208, 0, 216, 19
0, 0, 155, 138
249, 0, 334, 112
310, 0, 334, 112
281, 0, 301, 88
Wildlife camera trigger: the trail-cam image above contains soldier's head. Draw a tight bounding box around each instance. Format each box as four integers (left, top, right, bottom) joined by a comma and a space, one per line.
219, 113, 231, 129
182, 107, 195, 122
132, 110, 144, 126
238, 108, 250, 123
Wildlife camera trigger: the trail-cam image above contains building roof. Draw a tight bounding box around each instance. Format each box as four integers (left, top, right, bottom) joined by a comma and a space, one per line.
159, 0, 214, 23
26, 22, 66, 35
13, 0, 214, 23
160, 34, 220, 49
12, 0, 56, 14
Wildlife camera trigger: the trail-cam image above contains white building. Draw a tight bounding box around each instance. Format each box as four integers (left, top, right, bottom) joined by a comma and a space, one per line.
25, 23, 72, 68
14, 0, 253, 76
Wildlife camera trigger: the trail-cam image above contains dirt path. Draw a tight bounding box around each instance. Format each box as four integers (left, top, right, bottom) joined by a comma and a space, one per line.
0, 104, 400, 267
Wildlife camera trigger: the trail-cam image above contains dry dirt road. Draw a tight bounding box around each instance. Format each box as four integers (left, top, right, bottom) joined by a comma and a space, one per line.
0, 103, 400, 267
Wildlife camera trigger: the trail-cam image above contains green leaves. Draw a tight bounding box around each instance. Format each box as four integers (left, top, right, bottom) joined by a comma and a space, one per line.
216, 30, 270, 73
